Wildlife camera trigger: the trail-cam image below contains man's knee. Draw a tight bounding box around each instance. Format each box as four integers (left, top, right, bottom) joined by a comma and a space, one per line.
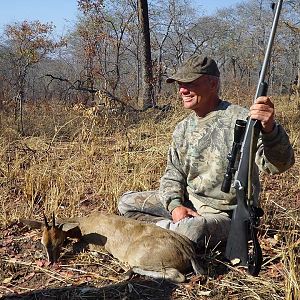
118, 191, 169, 223
118, 190, 167, 218
118, 191, 136, 215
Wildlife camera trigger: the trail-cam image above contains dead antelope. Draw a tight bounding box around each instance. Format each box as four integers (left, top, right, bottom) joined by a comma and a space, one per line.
21, 212, 205, 283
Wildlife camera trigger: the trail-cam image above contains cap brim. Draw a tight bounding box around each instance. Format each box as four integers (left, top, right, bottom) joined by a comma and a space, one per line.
166, 77, 176, 83
166, 73, 203, 84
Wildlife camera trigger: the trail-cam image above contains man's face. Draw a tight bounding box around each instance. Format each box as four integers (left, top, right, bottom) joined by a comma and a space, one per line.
177, 75, 217, 112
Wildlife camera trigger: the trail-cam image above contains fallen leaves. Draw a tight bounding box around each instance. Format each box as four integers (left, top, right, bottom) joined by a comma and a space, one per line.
265, 262, 285, 279
35, 259, 51, 268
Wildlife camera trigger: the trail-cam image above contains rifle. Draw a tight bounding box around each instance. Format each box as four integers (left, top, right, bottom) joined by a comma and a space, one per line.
221, 0, 283, 276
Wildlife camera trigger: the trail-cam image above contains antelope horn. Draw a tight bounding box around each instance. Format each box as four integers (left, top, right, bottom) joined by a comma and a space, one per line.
43, 212, 50, 229
52, 212, 56, 228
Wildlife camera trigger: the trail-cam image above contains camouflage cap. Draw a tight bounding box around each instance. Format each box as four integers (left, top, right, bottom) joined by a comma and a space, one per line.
166, 55, 220, 83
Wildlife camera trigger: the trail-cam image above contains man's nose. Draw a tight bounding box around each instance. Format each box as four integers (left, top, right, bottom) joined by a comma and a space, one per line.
178, 84, 189, 93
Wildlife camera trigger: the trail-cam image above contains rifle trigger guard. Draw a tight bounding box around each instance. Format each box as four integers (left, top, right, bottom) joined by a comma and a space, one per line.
234, 180, 243, 191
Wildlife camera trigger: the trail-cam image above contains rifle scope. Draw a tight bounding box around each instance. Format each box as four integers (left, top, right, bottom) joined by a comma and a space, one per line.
221, 119, 247, 193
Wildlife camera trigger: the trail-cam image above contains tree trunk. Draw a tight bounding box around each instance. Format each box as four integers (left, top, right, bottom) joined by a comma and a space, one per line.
296, 45, 300, 107
138, 0, 155, 109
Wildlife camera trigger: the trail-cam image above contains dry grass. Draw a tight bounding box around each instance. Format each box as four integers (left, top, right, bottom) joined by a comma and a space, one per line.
0, 95, 299, 299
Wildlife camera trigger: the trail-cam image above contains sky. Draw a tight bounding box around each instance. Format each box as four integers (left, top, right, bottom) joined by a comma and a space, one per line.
0, 0, 79, 36
0, 0, 243, 36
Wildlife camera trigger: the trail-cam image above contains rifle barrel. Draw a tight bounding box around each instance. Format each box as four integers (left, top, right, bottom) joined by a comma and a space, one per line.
255, 0, 283, 100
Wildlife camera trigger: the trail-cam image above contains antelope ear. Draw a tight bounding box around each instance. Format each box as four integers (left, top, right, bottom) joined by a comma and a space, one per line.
20, 219, 45, 230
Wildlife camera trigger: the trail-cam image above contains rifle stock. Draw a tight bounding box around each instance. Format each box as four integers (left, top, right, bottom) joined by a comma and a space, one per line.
223, 0, 283, 276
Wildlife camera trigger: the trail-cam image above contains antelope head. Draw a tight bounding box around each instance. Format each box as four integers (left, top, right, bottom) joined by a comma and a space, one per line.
41, 212, 67, 264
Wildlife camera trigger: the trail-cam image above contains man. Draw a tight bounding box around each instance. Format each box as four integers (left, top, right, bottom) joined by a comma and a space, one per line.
118, 54, 295, 248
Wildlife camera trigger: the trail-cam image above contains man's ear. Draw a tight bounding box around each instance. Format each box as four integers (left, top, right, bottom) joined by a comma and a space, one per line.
208, 76, 218, 89
19, 219, 45, 229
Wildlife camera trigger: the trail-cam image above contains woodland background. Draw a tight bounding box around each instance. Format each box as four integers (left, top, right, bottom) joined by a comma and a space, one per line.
0, 0, 299, 112
0, 0, 299, 299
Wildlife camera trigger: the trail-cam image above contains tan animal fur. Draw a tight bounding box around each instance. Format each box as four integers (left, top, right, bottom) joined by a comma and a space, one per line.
21, 212, 205, 283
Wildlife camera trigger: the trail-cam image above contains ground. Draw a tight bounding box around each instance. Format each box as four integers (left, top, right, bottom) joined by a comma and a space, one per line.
0, 100, 299, 299
0, 207, 297, 300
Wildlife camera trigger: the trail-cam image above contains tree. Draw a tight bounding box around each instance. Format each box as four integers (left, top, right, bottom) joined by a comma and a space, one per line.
76, 0, 105, 104
138, 0, 154, 109
283, 0, 300, 105
3, 20, 66, 133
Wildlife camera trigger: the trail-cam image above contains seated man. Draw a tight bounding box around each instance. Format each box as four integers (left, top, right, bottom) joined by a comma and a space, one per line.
118, 54, 295, 248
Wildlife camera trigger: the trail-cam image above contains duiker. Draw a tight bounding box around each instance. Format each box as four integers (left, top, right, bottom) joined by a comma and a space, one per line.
21, 212, 205, 283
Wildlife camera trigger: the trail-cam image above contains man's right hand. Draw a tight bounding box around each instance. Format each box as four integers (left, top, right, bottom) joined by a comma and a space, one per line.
171, 205, 199, 222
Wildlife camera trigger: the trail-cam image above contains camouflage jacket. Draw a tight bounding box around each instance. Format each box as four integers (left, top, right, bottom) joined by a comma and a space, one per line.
159, 100, 295, 212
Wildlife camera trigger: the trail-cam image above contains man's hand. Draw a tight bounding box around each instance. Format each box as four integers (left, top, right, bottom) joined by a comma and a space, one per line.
171, 205, 199, 222
249, 96, 275, 133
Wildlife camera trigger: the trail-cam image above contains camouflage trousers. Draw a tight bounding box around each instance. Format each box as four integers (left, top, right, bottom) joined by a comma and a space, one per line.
118, 190, 231, 249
